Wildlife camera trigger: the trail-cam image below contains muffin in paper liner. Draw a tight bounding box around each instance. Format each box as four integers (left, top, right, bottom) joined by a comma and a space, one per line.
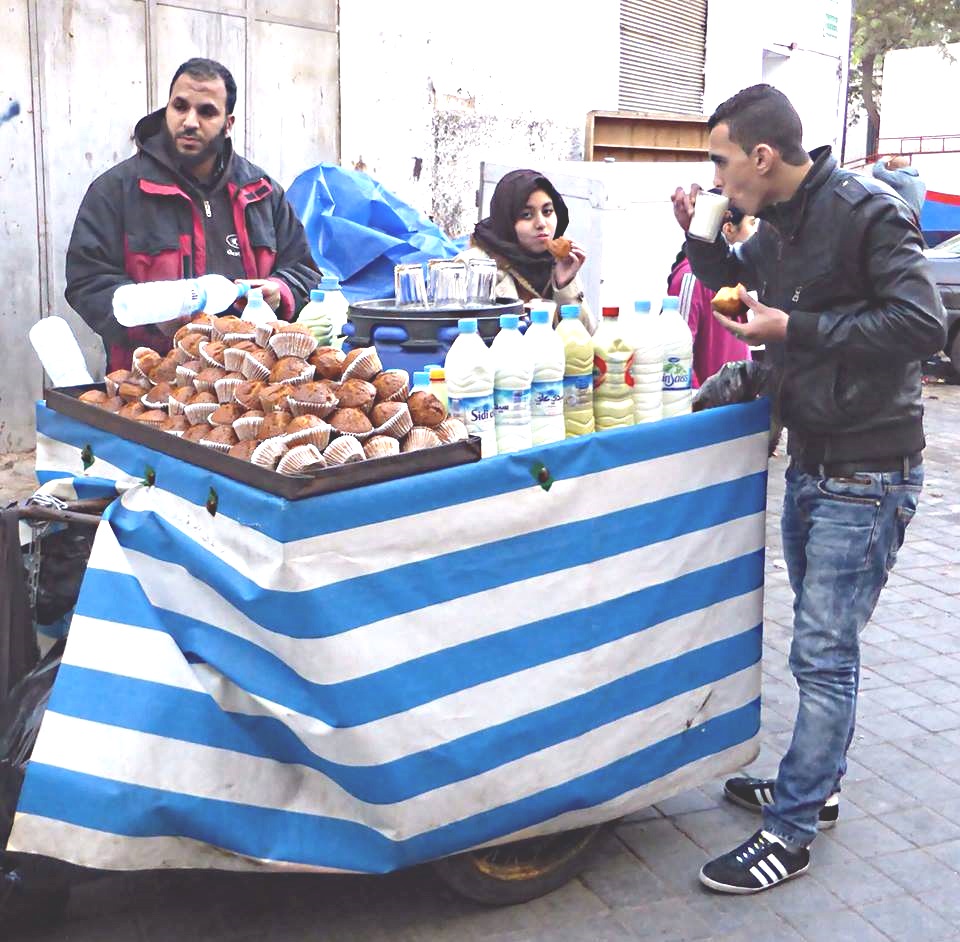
147, 356, 180, 386
161, 414, 190, 436
373, 369, 410, 403
284, 416, 332, 450
269, 329, 319, 360
222, 328, 257, 347
258, 411, 293, 440
167, 345, 191, 366
270, 357, 315, 387
258, 383, 296, 413
242, 349, 276, 381
167, 387, 194, 415
341, 346, 383, 381
140, 382, 173, 411
234, 380, 266, 410
407, 390, 447, 427
370, 401, 413, 440
277, 444, 326, 475
182, 424, 210, 443
214, 374, 244, 404
199, 340, 227, 369
254, 321, 278, 349
228, 440, 260, 462
287, 384, 339, 418
213, 315, 246, 341
193, 366, 227, 394
328, 408, 374, 441
188, 313, 216, 335
178, 333, 205, 359
209, 403, 245, 427
323, 436, 365, 465
435, 417, 468, 443
200, 426, 239, 453
184, 401, 218, 426
251, 437, 288, 470
135, 409, 167, 429
176, 361, 201, 387
363, 435, 400, 460
105, 369, 132, 397
336, 378, 376, 413
131, 347, 162, 381
309, 347, 346, 381
222, 340, 259, 372
233, 411, 265, 441
401, 426, 442, 452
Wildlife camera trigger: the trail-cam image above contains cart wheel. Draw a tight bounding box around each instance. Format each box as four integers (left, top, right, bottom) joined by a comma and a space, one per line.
432, 825, 606, 905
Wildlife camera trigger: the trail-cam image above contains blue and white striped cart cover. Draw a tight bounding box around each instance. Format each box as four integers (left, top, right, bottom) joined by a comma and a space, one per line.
9, 399, 769, 874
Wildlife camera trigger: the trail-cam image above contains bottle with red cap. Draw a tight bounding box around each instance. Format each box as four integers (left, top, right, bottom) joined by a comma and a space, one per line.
592, 306, 636, 431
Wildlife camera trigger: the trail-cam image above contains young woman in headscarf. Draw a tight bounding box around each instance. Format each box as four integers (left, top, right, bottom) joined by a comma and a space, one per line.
458, 169, 596, 333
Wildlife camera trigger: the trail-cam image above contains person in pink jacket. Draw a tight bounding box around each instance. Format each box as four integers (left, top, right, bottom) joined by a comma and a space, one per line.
667, 201, 757, 385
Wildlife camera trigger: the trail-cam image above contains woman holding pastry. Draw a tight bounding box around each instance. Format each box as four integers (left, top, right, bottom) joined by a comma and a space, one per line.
666, 197, 757, 384
459, 169, 595, 332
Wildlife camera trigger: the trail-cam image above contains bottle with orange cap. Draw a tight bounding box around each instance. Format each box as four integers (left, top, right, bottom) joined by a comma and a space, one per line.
592, 306, 636, 431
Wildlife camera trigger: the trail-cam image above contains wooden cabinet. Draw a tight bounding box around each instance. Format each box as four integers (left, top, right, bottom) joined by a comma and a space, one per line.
584, 110, 709, 163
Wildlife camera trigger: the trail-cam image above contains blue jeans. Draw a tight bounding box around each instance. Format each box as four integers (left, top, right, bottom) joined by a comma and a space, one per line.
762, 460, 923, 848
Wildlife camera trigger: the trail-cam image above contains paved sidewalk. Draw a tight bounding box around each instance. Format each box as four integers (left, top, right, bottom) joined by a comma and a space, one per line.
4, 383, 960, 941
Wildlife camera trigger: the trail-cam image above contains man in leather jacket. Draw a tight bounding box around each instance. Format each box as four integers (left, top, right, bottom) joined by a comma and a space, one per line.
671, 84, 946, 895
65, 58, 318, 372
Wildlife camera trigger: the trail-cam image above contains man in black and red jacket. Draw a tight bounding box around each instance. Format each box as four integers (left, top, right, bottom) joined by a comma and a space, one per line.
65, 57, 319, 372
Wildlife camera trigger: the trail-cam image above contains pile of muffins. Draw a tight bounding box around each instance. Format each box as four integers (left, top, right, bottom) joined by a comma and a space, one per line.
76, 314, 468, 475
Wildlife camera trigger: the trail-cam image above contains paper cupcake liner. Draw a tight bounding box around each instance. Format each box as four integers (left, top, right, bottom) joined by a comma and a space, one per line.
323, 436, 365, 465
374, 370, 410, 403
184, 402, 218, 426
333, 425, 374, 443
287, 394, 339, 418
187, 316, 215, 336
222, 348, 249, 372
168, 346, 190, 366
164, 429, 185, 437
242, 351, 274, 382
223, 330, 257, 346
104, 376, 125, 397
401, 427, 442, 452
251, 438, 288, 470
214, 376, 243, 404
232, 414, 264, 441
435, 417, 468, 444
284, 422, 332, 451
373, 406, 413, 440
254, 322, 277, 348
176, 364, 199, 386
130, 348, 160, 381
178, 334, 205, 359
341, 347, 383, 381
139, 392, 170, 412
363, 436, 400, 460
269, 332, 319, 360
167, 395, 188, 416
277, 444, 326, 475
198, 439, 234, 454
199, 341, 227, 369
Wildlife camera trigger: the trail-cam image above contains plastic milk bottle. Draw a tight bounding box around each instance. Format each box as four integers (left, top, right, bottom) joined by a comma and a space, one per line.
445, 318, 497, 458
592, 306, 636, 431
659, 296, 694, 417
491, 313, 533, 454
556, 304, 595, 437
629, 300, 664, 423
319, 275, 349, 342
524, 307, 566, 445
297, 288, 334, 346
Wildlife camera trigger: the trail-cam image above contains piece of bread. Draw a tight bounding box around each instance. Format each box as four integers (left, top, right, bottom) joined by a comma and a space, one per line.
711, 285, 749, 322
546, 237, 572, 260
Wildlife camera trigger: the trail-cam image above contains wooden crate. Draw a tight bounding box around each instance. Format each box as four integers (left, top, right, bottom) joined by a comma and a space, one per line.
584, 110, 709, 163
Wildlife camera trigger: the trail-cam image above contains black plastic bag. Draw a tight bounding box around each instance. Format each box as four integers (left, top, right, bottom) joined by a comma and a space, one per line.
33, 525, 95, 627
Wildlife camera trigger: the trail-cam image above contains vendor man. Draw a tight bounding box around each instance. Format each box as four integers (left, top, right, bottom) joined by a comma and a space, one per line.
65, 57, 318, 371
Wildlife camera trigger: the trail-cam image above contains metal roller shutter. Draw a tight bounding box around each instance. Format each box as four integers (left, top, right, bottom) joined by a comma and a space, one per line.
619, 0, 707, 115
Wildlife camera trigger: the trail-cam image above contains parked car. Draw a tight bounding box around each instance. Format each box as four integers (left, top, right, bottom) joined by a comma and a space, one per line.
926, 232, 960, 372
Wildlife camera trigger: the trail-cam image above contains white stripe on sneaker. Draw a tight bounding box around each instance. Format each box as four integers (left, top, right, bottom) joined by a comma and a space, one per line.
767, 853, 788, 879
749, 864, 769, 887
757, 859, 779, 883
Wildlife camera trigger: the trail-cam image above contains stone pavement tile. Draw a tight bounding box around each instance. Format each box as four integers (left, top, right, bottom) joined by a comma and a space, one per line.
908, 632, 960, 655
702, 914, 805, 942
808, 859, 902, 907
926, 596, 960, 616
910, 704, 960, 733
878, 617, 949, 639
612, 897, 713, 941
861, 684, 935, 712
877, 806, 960, 847
685, 896, 786, 938
904, 678, 960, 705
859, 895, 956, 941
491, 913, 639, 942
654, 787, 720, 818
899, 768, 960, 803
871, 847, 960, 895
839, 776, 920, 817
913, 654, 960, 678
761, 870, 845, 922
670, 806, 765, 858
579, 845, 670, 909
615, 824, 708, 897
849, 741, 929, 777
788, 907, 890, 942
805, 831, 860, 867
899, 732, 960, 766
828, 816, 913, 856
869, 659, 941, 685
855, 711, 930, 742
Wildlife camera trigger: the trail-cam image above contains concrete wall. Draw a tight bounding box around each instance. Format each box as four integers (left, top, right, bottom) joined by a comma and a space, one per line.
339, 0, 621, 238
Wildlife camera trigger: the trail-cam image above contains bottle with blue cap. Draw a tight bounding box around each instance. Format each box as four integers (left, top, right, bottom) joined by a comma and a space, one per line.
629, 299, 664, 423
318, 274, 349, 341
445, 318, 497, 457
659, 296, 693, 417
112, 274, 247, 327
297, 287, 333, 346
556, 303, 595, 436
524, 306, 565, 445
490, 313, 533, 453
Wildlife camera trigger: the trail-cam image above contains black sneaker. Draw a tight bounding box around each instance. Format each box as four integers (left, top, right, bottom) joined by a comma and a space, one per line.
724, 777, 839, 829
699, 829, 809, 894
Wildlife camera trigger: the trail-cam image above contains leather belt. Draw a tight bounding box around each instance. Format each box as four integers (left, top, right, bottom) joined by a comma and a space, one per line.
795, 451, 923, 478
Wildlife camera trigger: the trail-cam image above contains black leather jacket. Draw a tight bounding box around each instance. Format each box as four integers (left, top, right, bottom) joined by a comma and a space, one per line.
686, 147, 946, 464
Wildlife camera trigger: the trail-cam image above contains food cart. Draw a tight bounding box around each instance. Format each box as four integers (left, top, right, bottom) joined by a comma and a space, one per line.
2, 387, 769, 914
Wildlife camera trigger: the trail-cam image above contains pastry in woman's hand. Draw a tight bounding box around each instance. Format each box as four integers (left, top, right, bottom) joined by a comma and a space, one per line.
546, 237, 572, 260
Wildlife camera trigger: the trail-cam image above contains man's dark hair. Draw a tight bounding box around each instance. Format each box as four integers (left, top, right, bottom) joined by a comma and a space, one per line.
708, 84, 807, 166
169, 58, 237, 115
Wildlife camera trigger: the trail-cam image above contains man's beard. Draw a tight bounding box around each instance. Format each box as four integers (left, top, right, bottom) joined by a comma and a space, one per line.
164, 122, 229, 172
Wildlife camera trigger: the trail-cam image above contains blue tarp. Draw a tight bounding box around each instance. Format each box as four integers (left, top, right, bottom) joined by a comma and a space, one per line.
287, 164, 462, 302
